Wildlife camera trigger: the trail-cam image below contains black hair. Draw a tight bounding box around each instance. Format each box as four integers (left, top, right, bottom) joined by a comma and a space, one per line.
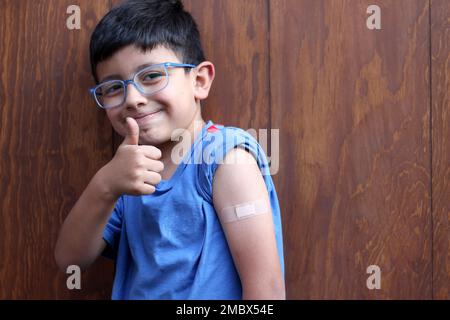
89, 0, 205, 83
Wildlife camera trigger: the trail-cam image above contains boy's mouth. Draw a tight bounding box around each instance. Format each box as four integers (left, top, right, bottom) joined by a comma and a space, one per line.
129, 110, 162, 125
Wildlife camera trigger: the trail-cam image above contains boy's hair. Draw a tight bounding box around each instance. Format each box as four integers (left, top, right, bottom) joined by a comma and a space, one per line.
89, 0, 205, 83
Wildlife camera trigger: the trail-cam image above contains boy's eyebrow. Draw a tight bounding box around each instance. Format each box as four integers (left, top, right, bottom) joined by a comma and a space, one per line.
99, 62, 159, 83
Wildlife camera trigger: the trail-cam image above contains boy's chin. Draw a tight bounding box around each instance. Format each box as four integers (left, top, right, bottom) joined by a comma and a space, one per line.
138, 135, 172, 147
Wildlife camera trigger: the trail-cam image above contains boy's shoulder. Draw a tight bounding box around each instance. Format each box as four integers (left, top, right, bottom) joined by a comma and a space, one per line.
201, 122, 258, 152
204, 122, 253, 140
200, 121, 268, 171
195, 121, 274, 202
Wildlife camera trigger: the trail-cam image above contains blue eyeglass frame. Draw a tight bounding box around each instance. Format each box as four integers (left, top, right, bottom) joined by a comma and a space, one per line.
89, 62, 197, 109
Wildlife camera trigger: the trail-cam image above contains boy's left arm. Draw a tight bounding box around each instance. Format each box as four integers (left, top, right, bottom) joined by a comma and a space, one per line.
212, 147, 286, 300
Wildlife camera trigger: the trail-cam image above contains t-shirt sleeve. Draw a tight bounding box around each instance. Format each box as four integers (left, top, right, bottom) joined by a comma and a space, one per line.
102, 195, 124, 259
196, 127, 273, 204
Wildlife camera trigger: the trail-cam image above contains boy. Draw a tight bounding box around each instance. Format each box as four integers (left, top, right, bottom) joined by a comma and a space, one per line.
55, 0, 285, 300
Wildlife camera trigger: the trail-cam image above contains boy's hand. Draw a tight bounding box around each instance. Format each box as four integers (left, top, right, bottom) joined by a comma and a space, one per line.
98, 117, 164, 199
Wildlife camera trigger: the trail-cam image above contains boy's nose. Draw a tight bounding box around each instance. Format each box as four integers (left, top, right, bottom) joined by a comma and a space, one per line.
124, 83, 148, 109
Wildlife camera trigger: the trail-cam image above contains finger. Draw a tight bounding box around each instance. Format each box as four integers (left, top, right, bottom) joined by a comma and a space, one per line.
142, 171, 162, 186
121, 117, 139, 146
139, 145, 162, 159
140, 184, 156, 195
145, 159, 164, 173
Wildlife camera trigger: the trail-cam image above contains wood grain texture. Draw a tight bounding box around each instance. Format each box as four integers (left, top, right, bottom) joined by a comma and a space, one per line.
270, 0, 432, 299
183, 0, 270, 131
431, 0, 450, 300
0, 0, 114, 299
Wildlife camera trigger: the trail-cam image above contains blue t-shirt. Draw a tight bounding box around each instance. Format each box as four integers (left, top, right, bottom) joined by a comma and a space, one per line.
102, 120, 285, 299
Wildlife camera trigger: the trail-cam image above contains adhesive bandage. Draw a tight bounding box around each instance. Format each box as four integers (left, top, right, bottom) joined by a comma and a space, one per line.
219, 199, 270, 223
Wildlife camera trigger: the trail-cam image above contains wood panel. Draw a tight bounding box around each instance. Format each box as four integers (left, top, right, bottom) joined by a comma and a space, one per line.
0, 0, 114, 299
431, 0, 450, 300
183, 0, 270, 130
270, 0, 432, 299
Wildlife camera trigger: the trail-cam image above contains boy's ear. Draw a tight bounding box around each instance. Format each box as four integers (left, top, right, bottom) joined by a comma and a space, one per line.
192, 61, 215, 100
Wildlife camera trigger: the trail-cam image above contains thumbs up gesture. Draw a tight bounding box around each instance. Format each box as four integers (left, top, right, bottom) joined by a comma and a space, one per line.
97, 117, 165, 198
121, 116, 141, 146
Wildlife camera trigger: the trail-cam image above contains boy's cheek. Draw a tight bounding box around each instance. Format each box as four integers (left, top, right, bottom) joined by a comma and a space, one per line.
106, 111, 126, 136
109, 122, 125, 138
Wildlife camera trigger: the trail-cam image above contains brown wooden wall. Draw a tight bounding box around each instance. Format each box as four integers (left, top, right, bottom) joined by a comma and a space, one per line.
0, 0, 448, 299
431, 0, 450, 300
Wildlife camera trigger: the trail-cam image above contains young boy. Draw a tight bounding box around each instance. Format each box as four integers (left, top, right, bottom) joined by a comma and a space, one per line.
55, 0, 285, 300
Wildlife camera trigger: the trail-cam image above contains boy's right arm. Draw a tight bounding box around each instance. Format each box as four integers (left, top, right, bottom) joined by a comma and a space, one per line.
55, 117, 164, 271
54, 170, 118, 271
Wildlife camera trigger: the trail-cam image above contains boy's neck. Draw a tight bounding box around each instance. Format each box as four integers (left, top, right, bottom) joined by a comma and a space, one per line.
157, 114, 206, 180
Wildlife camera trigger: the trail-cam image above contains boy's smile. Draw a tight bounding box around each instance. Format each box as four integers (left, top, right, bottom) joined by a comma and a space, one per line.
132, 109, 163, 126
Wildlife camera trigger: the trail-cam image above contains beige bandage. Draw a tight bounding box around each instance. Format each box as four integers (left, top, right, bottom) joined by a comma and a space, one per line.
219, 198, 269, 223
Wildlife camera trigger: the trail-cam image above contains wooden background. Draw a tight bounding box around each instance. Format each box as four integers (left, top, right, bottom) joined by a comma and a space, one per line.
0, 0, 448, 299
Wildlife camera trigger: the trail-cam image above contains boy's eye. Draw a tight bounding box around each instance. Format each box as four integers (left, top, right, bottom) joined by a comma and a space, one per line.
140, 71, 164, 83
102, 83, 123, 95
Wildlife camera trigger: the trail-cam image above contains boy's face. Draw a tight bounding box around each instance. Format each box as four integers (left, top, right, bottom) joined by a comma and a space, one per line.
96, 45, 200, 146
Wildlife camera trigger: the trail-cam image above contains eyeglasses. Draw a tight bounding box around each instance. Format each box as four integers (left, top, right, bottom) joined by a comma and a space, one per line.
89, 62, 196, 109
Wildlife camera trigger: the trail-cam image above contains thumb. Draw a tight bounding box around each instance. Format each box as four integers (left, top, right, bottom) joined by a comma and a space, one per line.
122, 117, 139, 146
